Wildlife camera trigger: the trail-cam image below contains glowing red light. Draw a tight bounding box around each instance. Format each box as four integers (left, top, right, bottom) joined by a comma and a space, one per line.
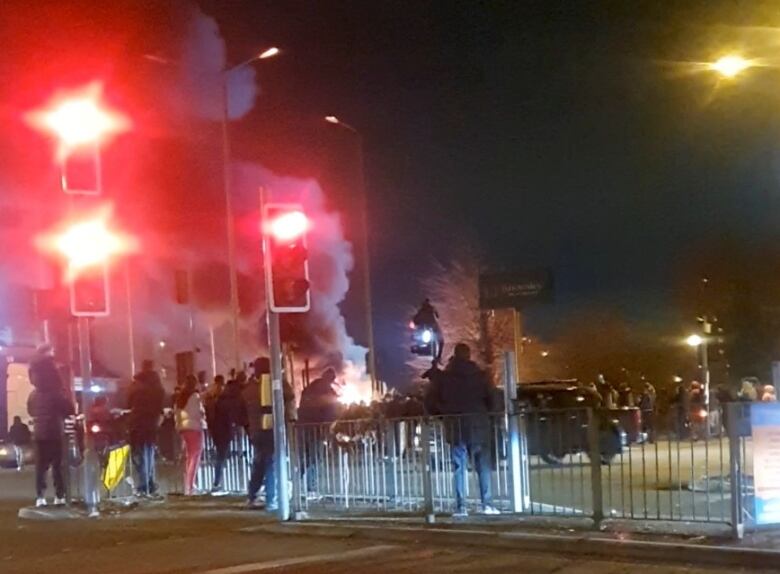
35, 206, 138, 281
26, 83, 129, 154
268, 211, 309, 241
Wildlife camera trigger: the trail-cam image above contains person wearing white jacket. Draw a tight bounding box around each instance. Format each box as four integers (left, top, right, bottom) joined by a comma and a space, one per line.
174, 374, 207, 495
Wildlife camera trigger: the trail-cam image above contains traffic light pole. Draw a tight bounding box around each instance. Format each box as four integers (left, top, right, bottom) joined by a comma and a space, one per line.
268, 309, 290, 520
260, 188, 290, 521
76, 316, 98, 516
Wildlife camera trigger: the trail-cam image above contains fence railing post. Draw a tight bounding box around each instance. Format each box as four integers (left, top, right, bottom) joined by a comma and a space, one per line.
503, 351, 530, 513
727, 402, 745, 539
587, 408, 604, 528
421, 418, 435, 523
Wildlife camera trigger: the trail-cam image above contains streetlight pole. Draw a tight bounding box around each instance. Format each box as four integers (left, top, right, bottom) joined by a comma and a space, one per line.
220, 78, 242, 371
220, 48, 280, 371
324, 116, 379, 394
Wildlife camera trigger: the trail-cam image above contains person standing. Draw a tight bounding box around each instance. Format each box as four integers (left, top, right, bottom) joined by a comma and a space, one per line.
8, 416, 31, 471
297, 367, 340, 496
425, 343, 499, 516
203, 375, 225, 433
27, 345, 74, 507
174, 374, 207, 495
638, 381, 657, 443
211, 376, 245, 493
243, 358, 294, 508
127, 359, 165, 498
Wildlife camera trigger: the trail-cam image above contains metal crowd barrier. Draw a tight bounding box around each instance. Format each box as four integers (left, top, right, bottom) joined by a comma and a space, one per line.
61, 387, 759, 540
287, 402, 755, 536
290, 414, 514, 515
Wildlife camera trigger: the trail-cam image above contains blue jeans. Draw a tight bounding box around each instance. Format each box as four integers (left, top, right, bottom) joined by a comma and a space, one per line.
451, 441, 492, 510
212, 440, 229, 490
248, 431, 276, 505
132, 442, 157, 495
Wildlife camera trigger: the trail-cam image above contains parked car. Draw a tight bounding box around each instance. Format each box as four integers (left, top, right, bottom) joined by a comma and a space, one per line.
515, 381, 639, 465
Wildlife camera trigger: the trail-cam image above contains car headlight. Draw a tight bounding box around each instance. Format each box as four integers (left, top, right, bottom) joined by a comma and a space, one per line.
0, 448, 8, 456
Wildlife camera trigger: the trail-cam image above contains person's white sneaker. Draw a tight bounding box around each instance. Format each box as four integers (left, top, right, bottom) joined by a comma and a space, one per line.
480, 505, 500, 515
53, 497, 66, 506
35, 498, 47, 508
452, 507, 468, 518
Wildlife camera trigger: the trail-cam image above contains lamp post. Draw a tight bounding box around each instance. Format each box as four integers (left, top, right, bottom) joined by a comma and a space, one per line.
324, 116, 379, 394
221, 48, 280, 370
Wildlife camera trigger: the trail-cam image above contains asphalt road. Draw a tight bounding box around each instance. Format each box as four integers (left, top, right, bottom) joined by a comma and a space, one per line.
0, 489, 759, 574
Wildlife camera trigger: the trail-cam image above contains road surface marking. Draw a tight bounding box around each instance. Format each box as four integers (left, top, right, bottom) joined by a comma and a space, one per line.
201, 544, 398, 573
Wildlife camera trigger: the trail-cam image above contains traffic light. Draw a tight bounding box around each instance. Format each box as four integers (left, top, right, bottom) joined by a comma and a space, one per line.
70, 263, 109, 317
263, 204, 310, 313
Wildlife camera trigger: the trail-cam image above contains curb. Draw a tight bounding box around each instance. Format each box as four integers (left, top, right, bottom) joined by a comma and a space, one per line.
18, 506, 85, 520
243, 521, 780, 569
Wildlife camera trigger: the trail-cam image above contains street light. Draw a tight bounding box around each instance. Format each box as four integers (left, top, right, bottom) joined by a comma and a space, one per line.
686, 334, 704, 347
686, 333, 711, 409
710, 55, 751, 79
323, 115, 378, 394
221, 47, 280, 369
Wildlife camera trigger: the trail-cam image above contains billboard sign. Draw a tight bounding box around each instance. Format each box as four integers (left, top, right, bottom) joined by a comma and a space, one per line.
479, 269, 553, 310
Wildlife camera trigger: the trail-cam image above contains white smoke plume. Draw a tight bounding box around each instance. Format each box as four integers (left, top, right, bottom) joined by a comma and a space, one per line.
176, 3, 258, 121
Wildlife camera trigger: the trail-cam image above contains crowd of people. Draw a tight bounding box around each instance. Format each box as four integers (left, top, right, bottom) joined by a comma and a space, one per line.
127, 357, 302, 507
19, 342, 346, 509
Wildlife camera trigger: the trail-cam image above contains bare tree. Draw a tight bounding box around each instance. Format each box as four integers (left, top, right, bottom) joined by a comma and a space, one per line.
407, 252, 513, 384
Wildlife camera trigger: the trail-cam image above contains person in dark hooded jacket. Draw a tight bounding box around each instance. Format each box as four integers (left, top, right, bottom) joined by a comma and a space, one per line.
127, 360, 165, 497
425, 343, 498, 516
27, 345, 74, 507
210, 377, 246, 492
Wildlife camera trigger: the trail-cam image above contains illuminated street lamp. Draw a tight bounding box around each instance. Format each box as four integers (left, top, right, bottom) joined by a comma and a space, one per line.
686, 333, 711, 409
686, 334, 704, 347
710, 55, 751, 78
323, 114, 378, 393
221, 47, 280, 369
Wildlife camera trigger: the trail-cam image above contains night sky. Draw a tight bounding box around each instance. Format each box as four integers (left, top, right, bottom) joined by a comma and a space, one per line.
3, 1, 780, 382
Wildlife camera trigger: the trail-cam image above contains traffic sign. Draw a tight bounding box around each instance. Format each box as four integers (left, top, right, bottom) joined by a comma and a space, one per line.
479, 269, 553, 310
